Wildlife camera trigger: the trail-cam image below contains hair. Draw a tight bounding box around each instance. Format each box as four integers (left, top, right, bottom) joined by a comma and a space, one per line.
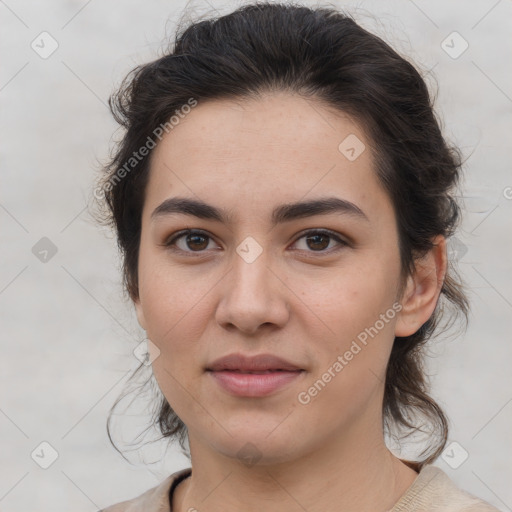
94, 1, 469, 468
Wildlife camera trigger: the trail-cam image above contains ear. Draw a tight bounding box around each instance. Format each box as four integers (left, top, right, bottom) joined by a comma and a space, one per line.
394, 236, 447, 337
134, 297, 147, 331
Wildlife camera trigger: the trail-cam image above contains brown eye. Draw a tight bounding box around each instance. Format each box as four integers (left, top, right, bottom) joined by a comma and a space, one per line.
292, 229, 348, 254
164, 229, 217, 253
305, 233, 330, 251
163, 228, 348, 257
183, 233, 209, 251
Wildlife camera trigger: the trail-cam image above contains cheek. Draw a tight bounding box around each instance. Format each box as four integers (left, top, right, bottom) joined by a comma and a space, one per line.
141, 282, 207, 366
137, 241, 205, 336
299, 259, 400, 337
142, 275, 208, 414
137, 262, 207, 393
300, 257, 400, 389
297, 282, 398, 428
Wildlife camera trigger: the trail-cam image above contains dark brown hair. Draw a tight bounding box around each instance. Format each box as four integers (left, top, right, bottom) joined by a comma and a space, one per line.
95, 2, 469, 467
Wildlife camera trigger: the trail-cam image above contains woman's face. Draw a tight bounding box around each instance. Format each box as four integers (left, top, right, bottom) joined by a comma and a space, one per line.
135, 92, 407, 464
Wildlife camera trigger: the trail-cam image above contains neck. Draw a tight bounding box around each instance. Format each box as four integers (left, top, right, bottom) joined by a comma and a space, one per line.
173, 421, 419, 512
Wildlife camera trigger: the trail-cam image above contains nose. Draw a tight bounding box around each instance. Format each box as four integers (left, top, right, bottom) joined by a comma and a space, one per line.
215, 246, 290, 335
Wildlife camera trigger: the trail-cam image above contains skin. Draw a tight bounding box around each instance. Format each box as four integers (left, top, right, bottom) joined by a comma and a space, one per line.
134, 92, 447, 512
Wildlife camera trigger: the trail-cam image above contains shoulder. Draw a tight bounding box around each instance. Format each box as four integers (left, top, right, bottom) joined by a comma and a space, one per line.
97, 467, 192, 512
392, 464, 501, 512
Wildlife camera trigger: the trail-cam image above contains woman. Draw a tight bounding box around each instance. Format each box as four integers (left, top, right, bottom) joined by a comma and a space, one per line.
95, 2, 500, 511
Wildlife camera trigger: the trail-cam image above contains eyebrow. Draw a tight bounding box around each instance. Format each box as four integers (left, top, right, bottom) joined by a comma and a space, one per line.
151, 196, 369, 226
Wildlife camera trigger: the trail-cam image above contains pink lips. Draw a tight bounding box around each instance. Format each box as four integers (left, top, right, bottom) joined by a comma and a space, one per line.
206, 353, 305, 397
209, 370, 303, 397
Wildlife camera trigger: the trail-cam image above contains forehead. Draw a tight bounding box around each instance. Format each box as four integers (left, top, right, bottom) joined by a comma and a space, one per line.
154, 92, 363, 161
144, 92, 393, 226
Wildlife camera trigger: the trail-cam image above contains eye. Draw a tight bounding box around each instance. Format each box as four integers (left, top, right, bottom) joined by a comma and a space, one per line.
163, 229, 219, 254
162, 228, 348, 256
291, 229, 348, 254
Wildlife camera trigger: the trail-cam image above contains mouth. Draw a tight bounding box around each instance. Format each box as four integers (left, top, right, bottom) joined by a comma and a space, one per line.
206, 368, 305, 397
205, 352, 304, 373
209, 369, 302, 374
205, 352, 305, 396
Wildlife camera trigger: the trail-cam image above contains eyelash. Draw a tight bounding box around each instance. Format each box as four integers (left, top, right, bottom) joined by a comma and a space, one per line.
162, 228, 349, 257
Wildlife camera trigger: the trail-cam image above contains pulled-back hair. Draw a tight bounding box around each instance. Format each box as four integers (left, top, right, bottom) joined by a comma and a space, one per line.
95, 2, 469, 467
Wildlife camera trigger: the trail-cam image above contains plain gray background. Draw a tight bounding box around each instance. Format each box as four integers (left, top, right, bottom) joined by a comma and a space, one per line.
1, 0, 511, 510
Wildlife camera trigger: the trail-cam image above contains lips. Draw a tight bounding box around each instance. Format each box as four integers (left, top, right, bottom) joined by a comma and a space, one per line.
206, 353, 303, 373
206, 353, 305, 397
217, 369, 287, 374
209, 369, 303, 397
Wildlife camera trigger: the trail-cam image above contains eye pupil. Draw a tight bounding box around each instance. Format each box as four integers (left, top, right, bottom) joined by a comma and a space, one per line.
167, 229, 344, 255
187, 234, 209, 250
307, 234, 330, 251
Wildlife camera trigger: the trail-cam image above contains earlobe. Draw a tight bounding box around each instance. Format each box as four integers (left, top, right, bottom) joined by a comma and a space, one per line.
394, 236, 447, 337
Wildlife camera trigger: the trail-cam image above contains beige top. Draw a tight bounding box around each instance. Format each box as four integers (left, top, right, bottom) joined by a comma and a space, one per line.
98, 464, 500, 512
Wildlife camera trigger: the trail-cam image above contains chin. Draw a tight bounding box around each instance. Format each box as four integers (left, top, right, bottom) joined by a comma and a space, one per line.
204, 424, 304, 466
